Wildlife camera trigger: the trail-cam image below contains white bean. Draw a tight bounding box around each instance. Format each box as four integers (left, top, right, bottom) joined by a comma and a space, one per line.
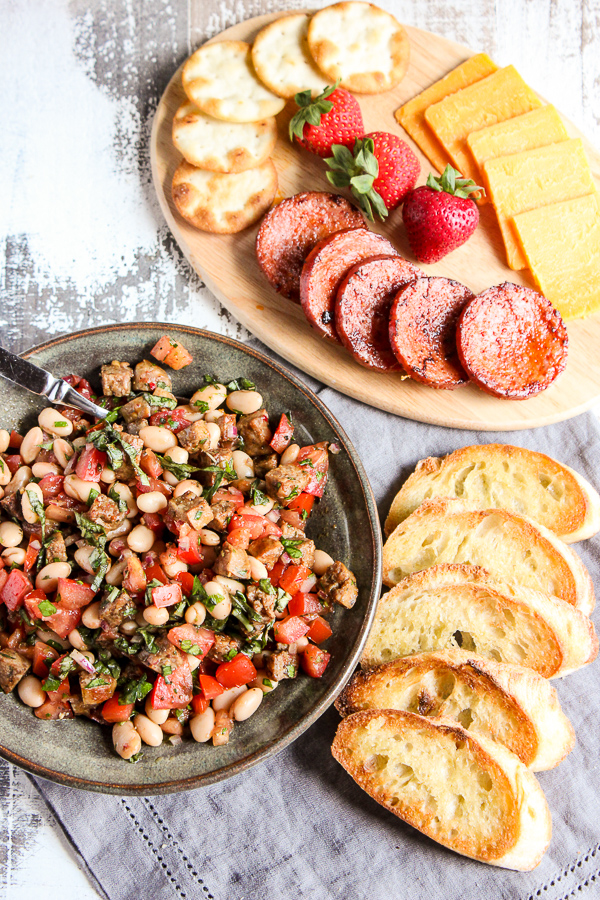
36, 628, 69, 649
226, 390, 263, 415
248, 556, 268, 581
111, 483, 138, 518
120, 620, 138, 636
210, 596, 232, 620
313, 549, 334, 577
3, 547, 26, 566
186, 653, 200, 672
232, 450, 254, 479
100, 467, 116, 484
163, 557, 187, 578
165, 446, 188, 465
190, 707, 215, 743
173, 479, 202, 499
250, 670, 279, 694
198, 528, 219, 547
280, 443, 300, 465
204, 410, 222, 424
127, 524, 155, 553
74, 544, 111, 576
213, 575, 245, 595
112, 722, 141, 760
163, 471, 178, 487
37, 408, 73, 437
0, 521, 23, 548
232, 687, 263, 721
133, 713, 163, 747
22, 483, 44, 524
35, 561, 71, 592
242, 497, 274, 516
184, 602, 206, 626
0, 458, 11, 487
205, 422, 221, 450
136, 491, 167, 514
33, 462, 62, 479
72, 436, 87, 450
139, 425, 177, 453
104, 557, 127, 586
20, 427, 43, 464
68, 628, 88, 651
0, 430, 10, 453
5, 466, 32, 494
212, 684, 247, 712
17, 675, 46, 708
191, 383, 227, 411
295, 635, 309, 652
144, 697, 169, 724
81, 600, 102, 629
143, 605, 170, 626
53, 438, 74, 469
63, 474, 99, 504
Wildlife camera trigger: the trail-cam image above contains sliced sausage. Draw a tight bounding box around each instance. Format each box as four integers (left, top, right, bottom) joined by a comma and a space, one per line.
301, 229, 399, 342
389, 276, 473, 389
335, 255, 421, 371
456, 282, 568, 399
255, 192, 365, 301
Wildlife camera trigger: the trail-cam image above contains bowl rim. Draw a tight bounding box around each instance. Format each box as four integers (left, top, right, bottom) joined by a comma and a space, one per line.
1, 322, 382, 794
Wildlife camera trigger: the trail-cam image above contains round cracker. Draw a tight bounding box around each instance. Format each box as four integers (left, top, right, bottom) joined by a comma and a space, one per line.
182, 40, 285, 123
308, 2, 410, 94
172, 159, 278, 234
251, 13, 329, 99
172, 103, 278, 173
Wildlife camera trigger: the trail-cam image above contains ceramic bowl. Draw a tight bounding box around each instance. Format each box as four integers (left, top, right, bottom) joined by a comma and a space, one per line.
0, 324, 381, 794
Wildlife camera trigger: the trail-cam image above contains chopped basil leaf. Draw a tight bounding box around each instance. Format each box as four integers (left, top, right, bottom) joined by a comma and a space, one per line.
84, 676, 109, 689
38, 599, 57, 617
45, 639, 64, 653
156, 453, 201, 481
262, 678, 273, 688
87, 487, 100, 505
192, 398, 209, 413
250, 480, 269, 507
118, 673, 152, 704
275, 589, 291, 613
142, 393, 177, 410
41, 674, 61, 692
25, 488, 46, 540
89, 547, 110, 592
285, 665, 296, 678
225, 377, 256, 392
74, 512, 107, 551
108, 485, 127, 514
281, 538, 303, 559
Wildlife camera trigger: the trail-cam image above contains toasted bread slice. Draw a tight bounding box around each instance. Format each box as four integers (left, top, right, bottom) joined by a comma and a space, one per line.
337, 650, 574, 770
382, 499, 595, 614
384, 444, 600, 543
332, 709, 552, 870
362, 565, 597, 678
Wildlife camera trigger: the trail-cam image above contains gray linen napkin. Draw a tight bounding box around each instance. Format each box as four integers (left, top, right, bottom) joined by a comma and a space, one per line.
30, 351, 600, 900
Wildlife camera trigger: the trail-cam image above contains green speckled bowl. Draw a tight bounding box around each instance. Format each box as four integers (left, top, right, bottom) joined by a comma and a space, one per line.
0, 324, 381, 794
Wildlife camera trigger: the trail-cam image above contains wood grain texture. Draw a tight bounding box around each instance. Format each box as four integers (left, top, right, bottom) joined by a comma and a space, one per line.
151, 11, 600, 431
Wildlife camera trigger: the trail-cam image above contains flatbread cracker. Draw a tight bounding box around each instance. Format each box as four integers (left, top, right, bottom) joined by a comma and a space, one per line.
182, 41, 285, 123
308, 2, 409, 94
251, 13, 329, 99
172, 103, 277, 173
172, 159, 278, 234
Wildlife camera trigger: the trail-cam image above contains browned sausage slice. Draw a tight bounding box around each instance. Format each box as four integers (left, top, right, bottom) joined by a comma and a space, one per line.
335, 255, 421, 371
255, 191, 365, 301
389, 276, 473, 389
456, 283, 568, 399
301, 230, 399, 342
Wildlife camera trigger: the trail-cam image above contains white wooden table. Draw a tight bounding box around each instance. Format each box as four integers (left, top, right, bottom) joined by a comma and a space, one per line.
0, 0, 598, 896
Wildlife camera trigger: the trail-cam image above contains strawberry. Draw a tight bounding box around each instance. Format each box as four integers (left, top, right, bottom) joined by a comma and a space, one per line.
325, 133, 419, 221
402, 166, 483, 263
289, 82, 364, 158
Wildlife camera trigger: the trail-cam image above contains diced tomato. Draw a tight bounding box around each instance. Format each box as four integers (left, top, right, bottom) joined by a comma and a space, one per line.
23, 535, 41, 573
64, 374, 94, 401
149, 664, 193, 709
177, 529, 204, 566
288, 591, 322, 617
273, 616, 310, 645
140, 448, 164, 479
136, 475, 171, 498
301, 643, 331, 678
0, 570, 8, 595
38, 474, 64, 500
175, 571, 195, 596
198, 673, 224, 699
75, 444, 106, 482
24, 589, 46, 619
211, 487, 245, 509
278, 564, 311, 597
5, 455, 22, 474
144, 562, 169, 584
0, 570, 33, 611
122, 557, 147, 594
167, 624, 215, 658
270, 413, 294, 453
226, 527, 251, 550
56, 578, 96, 610
150, 335, 193, 370
306, 616, 332, 644
228, 513, 264, 540
287, 492, 315, 517
47, 676, 71, 702
102, 695, 134, 723
269, 558, 288, 585
191, 693, 209, 715
151, 582, 182, 608
8, 430, 23, 449
148, 408, 190, 433
261, 520, 282, 538
279, 509, 306, 532
142, 512, 164, 536
35, 698, 73, 720
44, 605, 81, 639
33, 641, 59, 679
295, 443, 329, 498
215, 654, 257, 689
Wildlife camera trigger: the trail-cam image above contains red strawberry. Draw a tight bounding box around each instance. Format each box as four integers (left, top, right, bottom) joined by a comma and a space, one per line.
324, 133, 419, 221
289, 82, 364, 158
402, 166, 482, 263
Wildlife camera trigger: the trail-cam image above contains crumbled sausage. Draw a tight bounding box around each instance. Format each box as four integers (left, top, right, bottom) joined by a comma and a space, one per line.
247, 582, 277, 620
122, 555, 147, 594
247, 536, 283, 570
280, 521, 304, 540
99, 588, 137, 629
253, 454, 278, 478
265, 465, 310, 506
216, 414, 238, 443
88, 494, 125, 529
119, 396, 151, 424
211, 708, 233, 746
133, 360, 172, 393
267, 648, 298, 681
111, 427, 143, 480
213, 542, 251, 580
198, 448, 234, 476
101, 361, 133, 397
317, 561, 358, 609
209, 499, 238, 531
44, 531, 67, 563
286, 537, 315, 568
208, 633, 242, 663
80, 670, 116, 706
177, 420, 211, 454
0, 649, 31, 693
137, 635, 187, 674
237, 409, 272, 456
167, 492, 213, 530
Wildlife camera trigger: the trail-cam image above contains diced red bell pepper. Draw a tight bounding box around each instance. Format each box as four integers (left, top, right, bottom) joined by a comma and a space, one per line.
270, 413, 294, 453
177, 529, 204, 565
273, 616, 310, 645
33, 641, 59, 679
295, 443, 329, 498
35, 698, 73, 720
144, 562, 169, 584
301, 643, 331, 678
140, 448, 164, 479
215, 654, 257, 689
175, 571, 195, 596
102, 695, 134, 723
148, 408, 190, 433
44, 605, 81, 639
288, 591, 322, 617
136, 475, 171, 498
75, 444, 106, 482
150, 335, 193, 370
306, 616, 332, 644
5, 455, 22, 474
56, 578, 96, 610
0, 570, 33, 611
211, 487, 245, 509
278, 564, 311, 597
167, 624, 215, 658
151, 582, 183, 608
149, 664, 193, 709
23, 535, 41, 573
226, 527, 251, 550
269, 558, 288, 585
228, 513, 264, 540
8, 430, 23, 449
191, 693, 209, 715
198, 673, 224, 699
287, 492, 315, 517
38, 474, 64, 500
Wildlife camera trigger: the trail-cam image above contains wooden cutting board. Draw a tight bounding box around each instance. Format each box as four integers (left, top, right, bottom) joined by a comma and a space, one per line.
150, 11, 600, 431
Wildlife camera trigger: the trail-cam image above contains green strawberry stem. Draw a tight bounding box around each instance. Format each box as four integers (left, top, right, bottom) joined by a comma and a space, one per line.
325, 138, 388, 222
289, 80, 341, 142
426, 164, 485, 199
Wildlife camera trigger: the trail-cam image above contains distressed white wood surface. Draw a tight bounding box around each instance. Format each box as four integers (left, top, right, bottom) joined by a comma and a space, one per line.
0, 0, 598, 897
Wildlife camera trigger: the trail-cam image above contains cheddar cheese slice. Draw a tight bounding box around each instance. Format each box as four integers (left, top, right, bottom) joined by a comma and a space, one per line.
395, 53, 497, 173
483, 138, 596, 270
514, 193, 600, 320
424, 66, 542, 184
467, 105, 568, 170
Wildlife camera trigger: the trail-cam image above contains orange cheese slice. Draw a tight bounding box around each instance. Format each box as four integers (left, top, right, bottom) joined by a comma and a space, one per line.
395, 53, 497, 173
467, 105, 568, 170
483, 138, 596, 270
424, 66, 542, 184
513, 193, 600, 320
